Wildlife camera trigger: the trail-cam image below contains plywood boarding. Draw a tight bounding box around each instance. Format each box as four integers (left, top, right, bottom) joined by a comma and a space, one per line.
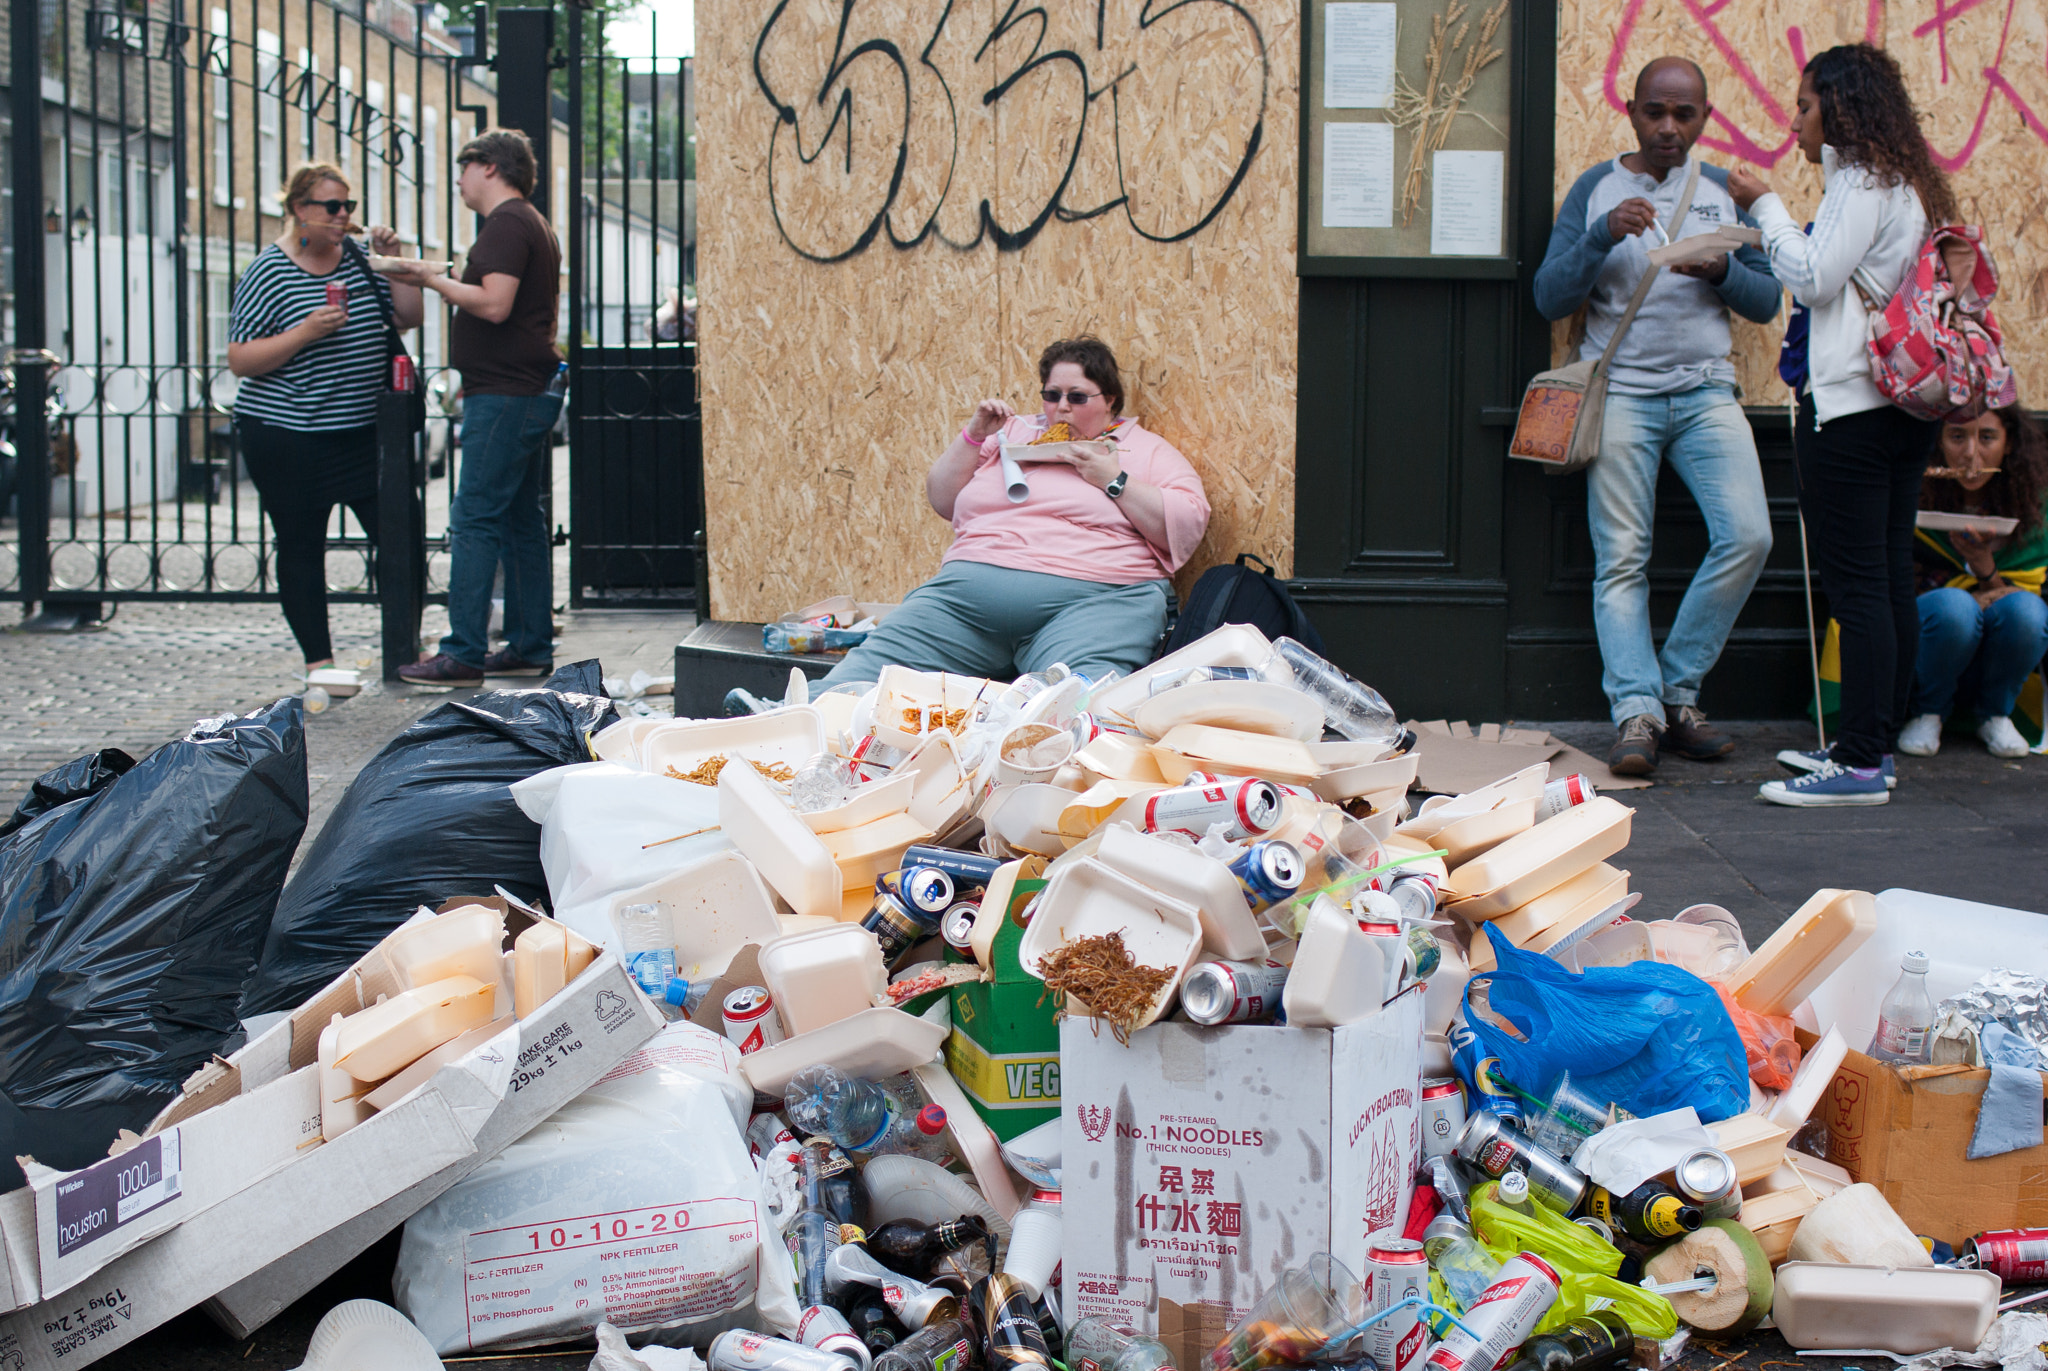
1553, 2, 2048, 406
695, 0, 1300, 621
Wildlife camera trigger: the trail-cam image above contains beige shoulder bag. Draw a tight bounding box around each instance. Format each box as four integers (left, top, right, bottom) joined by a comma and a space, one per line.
1509, 160, 1701, 474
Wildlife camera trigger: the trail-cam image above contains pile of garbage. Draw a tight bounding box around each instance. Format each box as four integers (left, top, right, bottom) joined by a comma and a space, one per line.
1, 628, 2045, 1371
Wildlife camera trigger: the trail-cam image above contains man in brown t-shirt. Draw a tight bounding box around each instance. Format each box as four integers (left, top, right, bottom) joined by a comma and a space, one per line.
400, 128, 565, 687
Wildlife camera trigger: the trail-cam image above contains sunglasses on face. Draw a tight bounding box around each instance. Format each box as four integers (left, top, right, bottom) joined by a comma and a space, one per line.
303, 199, 356, 216
1042, 388, 1102, 406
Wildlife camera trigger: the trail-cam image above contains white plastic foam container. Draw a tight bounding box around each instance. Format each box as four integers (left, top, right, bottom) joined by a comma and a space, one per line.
1017, 858, 1202, 1031
639, 707, 827, 778
1094, 824, 1267, 961
1771, 1262, 1999, 1355
1088, 623, 1275, 731
1795, 888, 2048, 1048
607, 851, 783, 984
718, 758, 841, 920
757, 924, 887, 1036
736, 1006, 948, 1097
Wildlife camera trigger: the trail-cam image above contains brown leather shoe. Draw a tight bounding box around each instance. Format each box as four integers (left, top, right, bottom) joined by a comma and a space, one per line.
1661, 704, 1736, 760
1608, 713, 1662, 777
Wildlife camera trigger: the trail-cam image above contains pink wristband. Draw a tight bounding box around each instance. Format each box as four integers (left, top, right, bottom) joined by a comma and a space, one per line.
963, 425, 996, 450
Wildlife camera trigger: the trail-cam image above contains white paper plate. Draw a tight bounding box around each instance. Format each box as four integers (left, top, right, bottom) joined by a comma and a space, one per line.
294, 1299, 441, 1371
1915, 509, 2018, 536
1134, 680, 1325, 742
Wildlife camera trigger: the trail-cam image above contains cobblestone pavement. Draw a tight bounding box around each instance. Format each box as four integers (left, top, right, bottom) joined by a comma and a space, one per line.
0, 599, 689, 849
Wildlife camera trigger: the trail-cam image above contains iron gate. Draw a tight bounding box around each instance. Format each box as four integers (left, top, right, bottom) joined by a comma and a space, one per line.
565, 14, 699, 610
0, 0, 519, 623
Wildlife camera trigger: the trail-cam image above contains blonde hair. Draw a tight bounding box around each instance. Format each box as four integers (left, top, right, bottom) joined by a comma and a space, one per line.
279, 162, 349, 215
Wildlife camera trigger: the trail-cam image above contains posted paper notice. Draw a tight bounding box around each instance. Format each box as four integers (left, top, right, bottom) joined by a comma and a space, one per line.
1324, 3, 1397, 108
1431, 149, 1503, 255
1323, 122, 1395, 229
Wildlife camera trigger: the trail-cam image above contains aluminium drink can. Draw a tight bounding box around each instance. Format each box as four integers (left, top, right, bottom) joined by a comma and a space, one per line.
1672, 1148, 1743, 1223
941, 901, 981, 949
902, 866, 958, 916
798, 1304, 874, 1370
1142, 778, 1282, 841
325, 280, 347, 308
1180, 957, 1289, 1025
1421, 1077, 1467, 1161
1535, 775, 1597, 822
1964, 1229, 2048, 1282
1452, 1112, 1589, 1214
1447, 1017, 1524, 1125
722, 986, 785, 1055
1422, 1252, 1562, 1371
1365, 1238, 1433, 1371
863, 890, 941, 966
391, 353, 413, 392
900, 845, 1002, 892
1388, 871, 1440, 922
1228, 840, 1304, 912
711, 1331, 859, 1371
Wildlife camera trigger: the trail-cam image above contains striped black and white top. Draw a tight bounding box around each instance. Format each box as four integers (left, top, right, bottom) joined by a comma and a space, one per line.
229, 245, 395, 430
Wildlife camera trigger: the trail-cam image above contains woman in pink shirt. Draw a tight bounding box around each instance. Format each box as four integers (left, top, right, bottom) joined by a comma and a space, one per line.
821, 336, 1211, 685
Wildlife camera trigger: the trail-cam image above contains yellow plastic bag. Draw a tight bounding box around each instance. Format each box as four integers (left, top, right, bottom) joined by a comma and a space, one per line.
1468, 1183, 1677, 1337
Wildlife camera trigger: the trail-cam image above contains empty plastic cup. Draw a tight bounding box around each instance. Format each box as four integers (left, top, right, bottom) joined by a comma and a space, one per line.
1209, 1253, 1360, 1371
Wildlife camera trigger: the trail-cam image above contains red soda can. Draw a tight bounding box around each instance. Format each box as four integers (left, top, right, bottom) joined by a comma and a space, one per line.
1143, 778, 1282, 841
1965, 1229, 2048, 1282
325, 281, 346, 309
1364, 1238, 1432, 1371
1536, 775, 1596, 822
391, 353, 413, 392
1424, 1252, 1561, 1371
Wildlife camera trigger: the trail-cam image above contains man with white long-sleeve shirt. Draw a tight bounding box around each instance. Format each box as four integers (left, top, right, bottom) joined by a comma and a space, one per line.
1534, 57, 1781, 777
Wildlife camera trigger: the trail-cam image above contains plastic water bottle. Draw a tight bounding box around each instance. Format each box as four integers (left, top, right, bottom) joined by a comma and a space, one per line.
784, 1065, 952, 1160
1064, 1318, 1176, 1371
1273, 636, 1401, 744
546, 361, 569, 398
618, 902, 676, 999
1421, 1215, 1501, 1311
1869, 950, 1935, 1065
662, 976, 713, 1020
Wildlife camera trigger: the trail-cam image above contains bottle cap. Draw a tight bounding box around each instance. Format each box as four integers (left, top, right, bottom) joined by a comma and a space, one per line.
916, 1103, 948, 1135
1029, 1188, 1062, 1204
1902, 950, 1929, 973
1498, 1170, 1530, 1203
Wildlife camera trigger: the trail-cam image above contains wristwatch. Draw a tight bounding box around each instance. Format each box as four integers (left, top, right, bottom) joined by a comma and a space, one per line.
1105, 470, 1130, 500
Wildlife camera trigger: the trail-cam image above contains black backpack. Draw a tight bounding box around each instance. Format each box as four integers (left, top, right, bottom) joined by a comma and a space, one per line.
1160, 554, 1325, 658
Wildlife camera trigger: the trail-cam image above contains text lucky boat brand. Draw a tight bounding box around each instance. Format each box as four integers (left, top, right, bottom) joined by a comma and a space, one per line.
52, 1131, 183, 1257
1348, 1087, 1415, 1148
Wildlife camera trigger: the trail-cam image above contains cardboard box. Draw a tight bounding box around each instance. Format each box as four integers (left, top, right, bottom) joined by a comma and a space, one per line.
944, 922, 1060, 1142
0, 1190, 37, 1316
0, 899, 663, 1366
1812, 1030, 2048, 1246
1061, 990, 1425, 1370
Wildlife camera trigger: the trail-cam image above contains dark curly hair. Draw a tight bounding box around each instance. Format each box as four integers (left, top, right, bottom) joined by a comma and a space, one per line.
1804, 44, 1958, 225
1921, 405, 2048, 536
1038, 336, 1124, 414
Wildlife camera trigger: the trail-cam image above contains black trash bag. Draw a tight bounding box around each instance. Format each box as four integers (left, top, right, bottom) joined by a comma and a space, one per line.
239, 660, 615, 1016
0, 747, 135, 839
0, 701, 308, 1191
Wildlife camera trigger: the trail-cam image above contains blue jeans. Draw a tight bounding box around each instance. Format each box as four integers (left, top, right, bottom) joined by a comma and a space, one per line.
1912, 586, 2048, 720
1588, 383, 1773, 725
438, 392, 562, 668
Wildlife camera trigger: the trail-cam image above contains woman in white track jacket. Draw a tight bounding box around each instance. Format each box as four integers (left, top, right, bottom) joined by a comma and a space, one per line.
1728, 43, 1957, 808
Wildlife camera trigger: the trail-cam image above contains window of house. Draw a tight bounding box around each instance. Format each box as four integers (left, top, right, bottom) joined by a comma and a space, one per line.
396, 92, 415, 239
298, 49, 317, 162
421, 105, 439, 246
365, 80, 385, 226
256, 31, 282, 210
210, 9, 230, 205
337, 67, 354, 183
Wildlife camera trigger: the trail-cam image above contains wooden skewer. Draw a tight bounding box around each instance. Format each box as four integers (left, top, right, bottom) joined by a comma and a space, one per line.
642, 824, 720, 849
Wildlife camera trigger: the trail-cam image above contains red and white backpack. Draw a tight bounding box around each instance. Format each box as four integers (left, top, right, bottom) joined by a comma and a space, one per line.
1853, 224, 2017, 422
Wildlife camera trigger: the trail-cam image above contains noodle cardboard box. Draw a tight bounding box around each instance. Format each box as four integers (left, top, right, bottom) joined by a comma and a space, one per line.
1061, 987, 1427, 1371
0, 895, 663, 1370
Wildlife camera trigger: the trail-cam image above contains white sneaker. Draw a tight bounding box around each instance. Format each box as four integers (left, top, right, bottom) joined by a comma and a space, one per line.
1897, 713, 1943, 757
1979, 714, 2029, 759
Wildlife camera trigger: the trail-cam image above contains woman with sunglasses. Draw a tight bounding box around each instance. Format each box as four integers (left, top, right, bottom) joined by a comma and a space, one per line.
1892, 405, 2048, 758
228, 162, 423, 673
820, 335, 1210, 686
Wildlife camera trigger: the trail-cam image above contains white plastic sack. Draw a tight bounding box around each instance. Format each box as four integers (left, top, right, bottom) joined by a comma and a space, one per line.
511, 761, 730, 944
395, 1021, 800, 1354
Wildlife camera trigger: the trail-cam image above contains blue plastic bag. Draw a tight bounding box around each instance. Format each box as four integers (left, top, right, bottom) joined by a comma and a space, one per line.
1467, 924, 1750, 1122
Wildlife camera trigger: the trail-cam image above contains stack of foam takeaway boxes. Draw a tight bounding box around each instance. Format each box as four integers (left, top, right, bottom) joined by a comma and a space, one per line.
0, 895, 664, 1371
